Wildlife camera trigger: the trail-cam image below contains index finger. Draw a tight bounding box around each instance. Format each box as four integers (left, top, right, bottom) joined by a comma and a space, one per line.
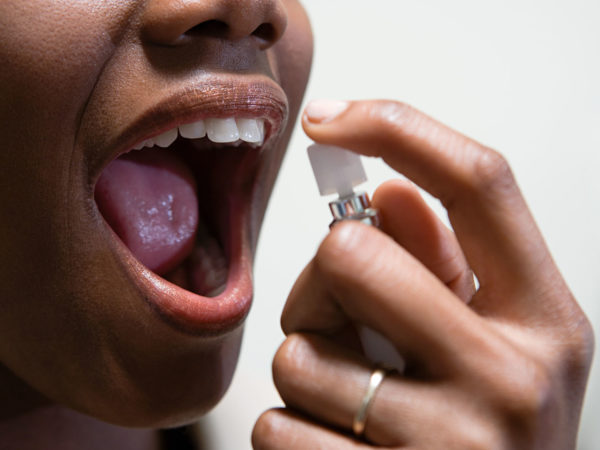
302, 100, 563, 315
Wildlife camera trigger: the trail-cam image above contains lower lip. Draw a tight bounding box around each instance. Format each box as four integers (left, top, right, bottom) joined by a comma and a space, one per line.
118, 194, 254, 336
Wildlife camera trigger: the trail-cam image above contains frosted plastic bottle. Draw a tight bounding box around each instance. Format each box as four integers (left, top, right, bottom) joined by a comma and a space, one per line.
308, 144, 405, 372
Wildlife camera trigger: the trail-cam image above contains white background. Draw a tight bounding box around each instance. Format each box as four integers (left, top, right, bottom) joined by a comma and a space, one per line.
201, 1, 600, 448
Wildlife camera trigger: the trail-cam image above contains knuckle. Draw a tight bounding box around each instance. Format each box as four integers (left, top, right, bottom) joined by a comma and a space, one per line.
494, 359, 555, 427
517, 368, 554, 420
252, 409, 284, 450
558, 309, 595, 379
468, 146, 517, 197
570, 306, 595, 355
370, 100, 413, 130
576, 315, 595, 364
369, 100, 427, 148
429, 246, 466, 286
450, 413, 505, 450
461, 431, 502, 450
530, 285, 594, 371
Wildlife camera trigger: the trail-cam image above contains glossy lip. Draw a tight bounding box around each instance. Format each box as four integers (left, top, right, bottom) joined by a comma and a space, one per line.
94, 77, 288, 175
94, 75, 289, 336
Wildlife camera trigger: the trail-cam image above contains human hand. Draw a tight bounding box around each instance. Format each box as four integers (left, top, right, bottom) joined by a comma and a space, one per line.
252, 100, 594, 449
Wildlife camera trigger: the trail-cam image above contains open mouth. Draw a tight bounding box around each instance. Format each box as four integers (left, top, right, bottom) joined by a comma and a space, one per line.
96, 117, 265, 294
93, 84, 287, 335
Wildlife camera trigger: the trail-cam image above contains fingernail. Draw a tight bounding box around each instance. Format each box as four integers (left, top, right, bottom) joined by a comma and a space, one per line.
304, 99, 349, 124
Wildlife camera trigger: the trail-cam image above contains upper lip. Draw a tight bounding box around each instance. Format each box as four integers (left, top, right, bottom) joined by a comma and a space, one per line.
92, 74, 290, 335
90, 74, 289, 181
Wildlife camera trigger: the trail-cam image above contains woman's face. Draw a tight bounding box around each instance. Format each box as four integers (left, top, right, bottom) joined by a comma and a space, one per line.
0, 0, 312, 427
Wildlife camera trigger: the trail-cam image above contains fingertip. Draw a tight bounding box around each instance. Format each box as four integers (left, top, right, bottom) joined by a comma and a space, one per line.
302, 100, 350, 146
301, 99, 413, 160
313, 221, 377, 291
252, 408, 288, 450
272, 333, 306, 393
302, 99, 355, 144
316, 221, 368, 271
372, 179, 419, 210
371, 179, 429, 238
303, 99, 350, 124
315, 221, 400, 301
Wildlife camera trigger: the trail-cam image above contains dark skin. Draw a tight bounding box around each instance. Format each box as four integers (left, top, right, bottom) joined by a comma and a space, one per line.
0, 0, 312, 447
253, 100, 594, 449
0, 1, 594, 448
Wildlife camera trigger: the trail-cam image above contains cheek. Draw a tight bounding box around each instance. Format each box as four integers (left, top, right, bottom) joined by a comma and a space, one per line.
275, 0, 314, 110
0, 1, 141, 195
0, 1, 132, 220
0, 0, 143, 420
0, 2, 135, 304
0, 1, 132, 125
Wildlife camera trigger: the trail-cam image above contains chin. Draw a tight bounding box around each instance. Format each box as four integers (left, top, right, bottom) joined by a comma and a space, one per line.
93, 325, 246, 429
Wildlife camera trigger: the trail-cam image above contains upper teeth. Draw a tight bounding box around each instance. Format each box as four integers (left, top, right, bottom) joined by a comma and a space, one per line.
133, 118, 266, 150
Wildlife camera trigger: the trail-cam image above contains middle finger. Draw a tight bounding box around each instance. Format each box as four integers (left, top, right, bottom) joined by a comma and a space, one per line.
282, 222, 488, 373
372, 179, 475, 302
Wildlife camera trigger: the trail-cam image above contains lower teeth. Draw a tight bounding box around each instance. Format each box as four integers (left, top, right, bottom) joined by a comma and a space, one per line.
188, 238, 228, 297
163, 225, 227, 297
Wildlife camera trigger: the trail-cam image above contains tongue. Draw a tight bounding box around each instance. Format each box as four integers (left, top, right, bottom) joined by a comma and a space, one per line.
95, 148, 199, 275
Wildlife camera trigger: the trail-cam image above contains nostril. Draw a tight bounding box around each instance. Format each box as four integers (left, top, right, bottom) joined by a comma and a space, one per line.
142, 0, 287, 48
186, 20, 230, 39
252, 23, 277, 45
186, 20, 277, 46
184, 20, 277, 47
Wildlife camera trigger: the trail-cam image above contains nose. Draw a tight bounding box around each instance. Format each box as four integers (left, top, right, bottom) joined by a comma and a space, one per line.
141, 0, 288, 50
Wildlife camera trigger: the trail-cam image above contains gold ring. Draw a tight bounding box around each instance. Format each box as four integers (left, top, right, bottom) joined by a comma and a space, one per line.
352, 366, 392, 438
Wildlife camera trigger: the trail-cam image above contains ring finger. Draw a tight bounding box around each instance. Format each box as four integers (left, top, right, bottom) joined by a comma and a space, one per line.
273, 332, 455, 447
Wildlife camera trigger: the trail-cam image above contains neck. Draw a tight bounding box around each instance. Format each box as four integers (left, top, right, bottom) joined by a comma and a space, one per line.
0, 364, 161, 450
0, 405, 161, 450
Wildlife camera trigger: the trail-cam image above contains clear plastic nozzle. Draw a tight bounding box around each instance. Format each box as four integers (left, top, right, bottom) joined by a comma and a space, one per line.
307, 143, 380, 229
307, 144, 367, 197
